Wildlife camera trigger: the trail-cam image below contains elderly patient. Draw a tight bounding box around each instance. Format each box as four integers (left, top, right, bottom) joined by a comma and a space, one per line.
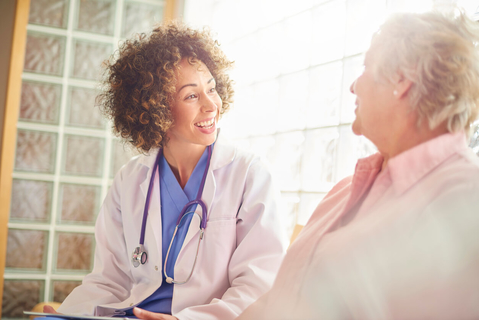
238, 9, 479, 320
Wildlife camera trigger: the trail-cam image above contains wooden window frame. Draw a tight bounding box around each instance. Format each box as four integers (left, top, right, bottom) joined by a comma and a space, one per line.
0, 0, 31, 313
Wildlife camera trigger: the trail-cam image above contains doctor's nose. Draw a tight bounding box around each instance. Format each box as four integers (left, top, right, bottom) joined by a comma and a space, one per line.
202, 95, 219, 113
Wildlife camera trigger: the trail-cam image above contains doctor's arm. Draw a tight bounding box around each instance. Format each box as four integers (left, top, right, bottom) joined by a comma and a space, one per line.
56, 168, 135, 315
174, 159, 289, 320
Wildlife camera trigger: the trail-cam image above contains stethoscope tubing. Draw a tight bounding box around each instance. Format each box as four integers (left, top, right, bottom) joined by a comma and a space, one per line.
140, 145, 211, 244
164, 214, 205, 285
133, 145, 213, 274
139, 149, 162, 246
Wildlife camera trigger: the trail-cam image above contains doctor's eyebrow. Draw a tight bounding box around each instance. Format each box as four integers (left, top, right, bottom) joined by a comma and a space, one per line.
178, 78, 215, 93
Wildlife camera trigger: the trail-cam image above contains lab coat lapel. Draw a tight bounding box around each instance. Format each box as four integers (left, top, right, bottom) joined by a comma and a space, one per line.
174, 134, 236, 276
179, 170, 216, 252
177, 132, 235, 255
138, 149, 163, 263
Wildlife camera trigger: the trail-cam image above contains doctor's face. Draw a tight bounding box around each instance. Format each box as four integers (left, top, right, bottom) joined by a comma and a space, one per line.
168, 58, 222, 147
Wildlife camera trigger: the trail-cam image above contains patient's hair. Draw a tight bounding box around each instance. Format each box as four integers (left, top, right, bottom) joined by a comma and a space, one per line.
370, 9, 479, 133
97, 21, 234, 152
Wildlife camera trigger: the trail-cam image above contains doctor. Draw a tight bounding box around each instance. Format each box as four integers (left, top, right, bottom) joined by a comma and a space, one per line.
45, 22, 287, 320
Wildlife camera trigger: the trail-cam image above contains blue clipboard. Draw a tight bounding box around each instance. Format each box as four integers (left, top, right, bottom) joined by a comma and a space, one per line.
23, 311, 132, 320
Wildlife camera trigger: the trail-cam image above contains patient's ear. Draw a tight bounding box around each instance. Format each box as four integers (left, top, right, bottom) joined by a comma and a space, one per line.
393, 73, 413, 99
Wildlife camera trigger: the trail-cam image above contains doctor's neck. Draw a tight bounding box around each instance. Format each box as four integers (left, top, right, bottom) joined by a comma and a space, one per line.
162, 141, 207, 189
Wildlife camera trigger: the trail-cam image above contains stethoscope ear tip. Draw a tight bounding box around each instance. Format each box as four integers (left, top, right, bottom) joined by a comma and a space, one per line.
166, 277, 174, 284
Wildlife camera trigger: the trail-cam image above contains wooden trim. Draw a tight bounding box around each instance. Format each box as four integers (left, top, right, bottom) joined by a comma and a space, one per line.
164, 0, 175, 22
164, 0, 182, 22
289, 224, 304, 247
0, 0, 31, 312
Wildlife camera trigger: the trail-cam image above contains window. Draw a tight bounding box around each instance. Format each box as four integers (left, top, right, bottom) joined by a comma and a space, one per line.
183, 0, 479, 236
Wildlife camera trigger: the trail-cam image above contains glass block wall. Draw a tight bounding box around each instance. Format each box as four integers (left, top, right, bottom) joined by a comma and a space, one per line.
2, 0, 165, 318
184, 0, 479, 238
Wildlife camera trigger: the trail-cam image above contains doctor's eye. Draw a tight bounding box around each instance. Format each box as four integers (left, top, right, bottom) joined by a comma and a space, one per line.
185, 93, 198, 100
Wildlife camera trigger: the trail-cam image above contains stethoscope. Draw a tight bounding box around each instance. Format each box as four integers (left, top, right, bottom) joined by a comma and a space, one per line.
131, 145, 212, 285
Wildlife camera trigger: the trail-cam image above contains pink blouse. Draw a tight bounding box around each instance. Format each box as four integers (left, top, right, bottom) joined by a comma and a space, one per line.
238, 132, 479, 319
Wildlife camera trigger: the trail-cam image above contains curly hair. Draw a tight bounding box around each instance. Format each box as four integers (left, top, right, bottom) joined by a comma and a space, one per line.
370, 9, 479, 134
97, 21, 234, 152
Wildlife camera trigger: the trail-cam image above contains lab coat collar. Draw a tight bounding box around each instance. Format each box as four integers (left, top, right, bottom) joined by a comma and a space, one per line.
136, 129, 237, 214
135, 128, 236, 173
209, 129, 237, 170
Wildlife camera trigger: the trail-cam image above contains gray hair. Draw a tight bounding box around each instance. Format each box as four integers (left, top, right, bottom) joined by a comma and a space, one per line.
370, 9, 479, 134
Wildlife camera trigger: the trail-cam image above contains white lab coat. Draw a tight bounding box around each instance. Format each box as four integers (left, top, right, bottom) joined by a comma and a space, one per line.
57, 133, 288, 320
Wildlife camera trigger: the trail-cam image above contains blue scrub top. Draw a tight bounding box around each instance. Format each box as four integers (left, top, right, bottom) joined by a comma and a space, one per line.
123, 146, 209, 316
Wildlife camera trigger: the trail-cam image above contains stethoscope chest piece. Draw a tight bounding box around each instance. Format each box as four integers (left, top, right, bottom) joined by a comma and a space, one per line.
132, 244, 147, 268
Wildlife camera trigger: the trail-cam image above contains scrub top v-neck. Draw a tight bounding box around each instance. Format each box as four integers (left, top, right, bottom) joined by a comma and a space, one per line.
125, 146, 210, 316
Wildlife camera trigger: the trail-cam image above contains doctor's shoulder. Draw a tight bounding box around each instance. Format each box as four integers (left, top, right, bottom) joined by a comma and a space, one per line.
98, 150, 156, 211
223, 142, 282, 214
112, 148, 159, 184
224, 137, 271, 169
221, 141, 275, 182
223, 142, 288, 249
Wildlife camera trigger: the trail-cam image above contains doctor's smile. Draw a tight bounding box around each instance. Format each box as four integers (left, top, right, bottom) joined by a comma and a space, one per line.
194, 117, 216, 130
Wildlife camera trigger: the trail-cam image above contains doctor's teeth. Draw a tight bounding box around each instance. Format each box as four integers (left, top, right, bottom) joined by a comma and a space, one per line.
196, 119, 214, 128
